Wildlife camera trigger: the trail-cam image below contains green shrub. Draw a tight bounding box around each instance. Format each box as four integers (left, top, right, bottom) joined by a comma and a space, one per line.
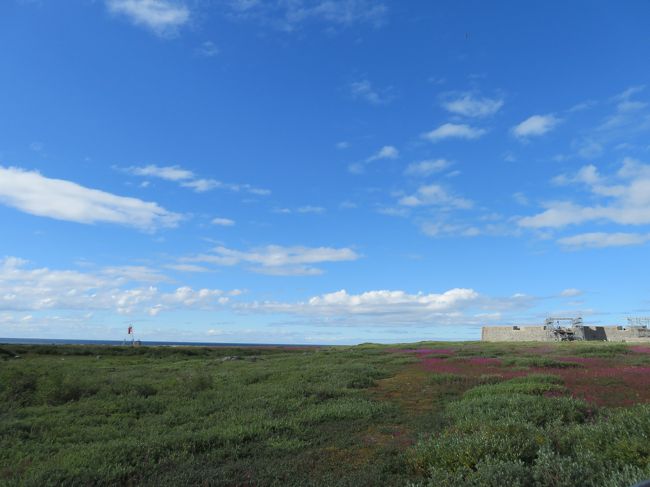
41, 374, 100, 405
0, 368, 38, 407
501, 357, 582, 368
408, 375, 650, 487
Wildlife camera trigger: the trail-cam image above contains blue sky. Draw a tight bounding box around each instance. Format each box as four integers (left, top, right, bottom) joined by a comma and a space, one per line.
1, 0, 650, 344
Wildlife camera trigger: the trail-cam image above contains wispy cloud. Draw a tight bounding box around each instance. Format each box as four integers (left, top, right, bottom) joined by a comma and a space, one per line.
404, 159, 451, 177
560, 288, 583, 297
422, 123, 486, 142
598, 85, 649, 132
182, 244, 360, 276
273, 206, 326, 215
398, 183, 473, 209
558, 232, 650, 249
420, 221, 481, 238
512, 114, 560, 138
225, 0, 388, 31
123, 164, 271, 196
349, 79, 393, 105
196, 41, 219, 57
441, 92, 503, 118
520, 158, 650, 230
106, 0, 190, 37
0, 166, 180, 231
348, 145, 399, 174
127, 164, 193, 181
366, 145, 399, 161
212, 217, 235, 226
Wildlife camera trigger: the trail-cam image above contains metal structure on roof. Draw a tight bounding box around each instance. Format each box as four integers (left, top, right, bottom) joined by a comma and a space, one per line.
544, 316, 584, 341
627, 317, 650, 329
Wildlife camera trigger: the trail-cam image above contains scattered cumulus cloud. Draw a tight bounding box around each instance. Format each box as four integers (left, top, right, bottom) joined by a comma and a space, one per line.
0, 166, 181, 231
244, 287, 479, 319
512, 114, 560, 138
367, 145, 399, 161
0, 256, 237, 316
520, 158, 650, 230
212, 217, 235, 226
422, 123, 486, 142
398, 184, 473, 209
239, 287, 537, 326
441, 93, 504, 118
123, 164, 270, 196
182, 244, 360, 276
127, 164, 193, 181
349, 145, 399, 174
106, 0, 190, 37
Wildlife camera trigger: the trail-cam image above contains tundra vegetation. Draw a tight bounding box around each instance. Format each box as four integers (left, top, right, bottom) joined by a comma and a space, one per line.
1, 341, 650, 486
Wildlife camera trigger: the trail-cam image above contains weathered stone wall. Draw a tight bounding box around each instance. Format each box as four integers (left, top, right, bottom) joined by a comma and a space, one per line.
482, 325, 650, 342
598, 326, 650, 342
481, 326, 552, 342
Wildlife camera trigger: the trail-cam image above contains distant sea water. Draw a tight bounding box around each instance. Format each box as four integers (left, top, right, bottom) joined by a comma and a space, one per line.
0, 338, 323, 348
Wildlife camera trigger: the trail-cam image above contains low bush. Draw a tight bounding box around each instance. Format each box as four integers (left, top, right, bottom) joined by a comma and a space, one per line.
501, 356, 583, 368
407, 375, 650, 487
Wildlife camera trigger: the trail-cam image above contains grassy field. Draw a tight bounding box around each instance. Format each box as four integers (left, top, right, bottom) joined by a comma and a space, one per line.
2, 341, 650, 486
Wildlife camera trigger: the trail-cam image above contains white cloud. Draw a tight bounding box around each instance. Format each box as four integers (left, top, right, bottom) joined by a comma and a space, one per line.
560, 288, 583, 297
398, 184, 473, 209
558, 232, 650, 249
238, 287, 535, 326
226, 0, 388, 31
182, 244, 360, 276
126, 164, 193, 181
197, 41, 219, 57
349, 80, 392, 105
520, 159, 650, 229
165, 264, 210, 272
0, 257, 236, 315
441, 93, 503, 118
512, 114, 560, 138
513, 192, 529, 206
273, 206, 325, 214
101, 265, 169, 282
422, 123, 486, 142
404, 159, 451, 177
106, 0, 190, 36
297, 205, 325, 214
123, 164, 270, 195
212, 217, 235, 226
349, 145, 399, 174
420, 221, 481, 238
179, 179, 217, 192
0, 166, 180, 231
245, 288, 480, 318
367, 145, 399, 161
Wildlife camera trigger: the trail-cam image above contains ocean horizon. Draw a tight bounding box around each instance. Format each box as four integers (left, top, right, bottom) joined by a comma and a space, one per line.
0, 337, 325, 348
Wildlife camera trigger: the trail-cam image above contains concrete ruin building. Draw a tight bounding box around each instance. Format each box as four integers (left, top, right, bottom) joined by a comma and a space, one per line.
482, 317, 650, 342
